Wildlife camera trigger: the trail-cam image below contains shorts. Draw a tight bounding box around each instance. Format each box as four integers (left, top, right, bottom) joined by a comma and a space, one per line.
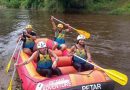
23, 42, 35, 52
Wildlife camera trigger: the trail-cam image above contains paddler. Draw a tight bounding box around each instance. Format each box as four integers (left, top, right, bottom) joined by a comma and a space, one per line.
15, 41, 62, 77
17, 24, 37, 56
69, 34, 94, 72
50, 16, 71, 51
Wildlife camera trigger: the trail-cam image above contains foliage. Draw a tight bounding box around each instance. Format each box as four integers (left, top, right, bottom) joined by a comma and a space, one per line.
1, 0, 130, 15
110, 2, 130, 15
85, 0, 117, 12
5, 0, 21, 8
44, 0, 64, 12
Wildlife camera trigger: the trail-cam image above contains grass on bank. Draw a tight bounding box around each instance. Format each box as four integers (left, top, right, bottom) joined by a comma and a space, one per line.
1, 0, 130, 15
110, 2, 130, 15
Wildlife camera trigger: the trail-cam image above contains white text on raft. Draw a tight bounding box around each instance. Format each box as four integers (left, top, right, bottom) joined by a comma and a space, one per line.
82, 84, 102, 90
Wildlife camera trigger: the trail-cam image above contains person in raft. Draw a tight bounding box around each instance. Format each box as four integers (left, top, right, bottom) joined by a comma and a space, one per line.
17, 24, 37, 56
15, 41, 62, 78
50, 16, 71, 51
69, 34, 94, 72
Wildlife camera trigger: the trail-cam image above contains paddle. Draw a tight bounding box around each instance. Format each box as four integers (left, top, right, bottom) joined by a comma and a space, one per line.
74, 54, 128, 86
52, 16, 91, 39
7, 41, 23, 90
5, 38, 21, 73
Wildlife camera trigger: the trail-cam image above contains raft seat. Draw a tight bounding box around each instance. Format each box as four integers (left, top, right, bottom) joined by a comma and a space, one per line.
52, 50, 63, 56
52, 56, 77, 74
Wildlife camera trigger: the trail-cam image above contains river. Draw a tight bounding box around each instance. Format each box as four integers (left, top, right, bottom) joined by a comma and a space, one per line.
0, 9, 130, 90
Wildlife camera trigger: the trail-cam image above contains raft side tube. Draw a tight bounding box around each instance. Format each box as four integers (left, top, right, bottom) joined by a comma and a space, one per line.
63, 81, 115, 90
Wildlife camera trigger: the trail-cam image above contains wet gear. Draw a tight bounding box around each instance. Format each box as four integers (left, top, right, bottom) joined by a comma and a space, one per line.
26, 25, 32, 29
73, 62, 94, 72
54, 30, 65, 45
37, 49, 52, 69
22, 31, 36, 51
36, 68, 62, 78
37, 41, 47, 49
73, 45, 87, 64
77, 34, 86, 40
36, 49, 62, 77
72, 45, 94, 71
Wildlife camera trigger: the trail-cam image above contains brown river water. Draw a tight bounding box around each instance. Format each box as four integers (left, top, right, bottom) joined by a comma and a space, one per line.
0, 9, 130, 90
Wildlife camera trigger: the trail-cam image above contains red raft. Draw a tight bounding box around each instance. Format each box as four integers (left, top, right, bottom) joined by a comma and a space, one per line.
16, 38, 114, 90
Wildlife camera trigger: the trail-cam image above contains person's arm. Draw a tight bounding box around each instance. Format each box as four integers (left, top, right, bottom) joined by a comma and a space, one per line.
17, 35, 23, 43
49, 49, 59, 62
65, 24, 72, 32
49, 49, 59, 69
86, 46, 92, 62
68, 46, 75, 56
25, 32, 37, 40
15, 51, 38, 67
51, 16, 57, 31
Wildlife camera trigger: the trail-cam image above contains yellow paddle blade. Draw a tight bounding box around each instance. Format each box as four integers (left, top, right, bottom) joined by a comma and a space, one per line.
104, 69, 128, 86
5, 60, 12, 73
7, 79, 13, 90
76, 29, 91, 39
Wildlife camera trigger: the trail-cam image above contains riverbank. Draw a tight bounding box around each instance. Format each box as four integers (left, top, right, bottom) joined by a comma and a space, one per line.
0, 0, 130, 15
96, 0, 130, 15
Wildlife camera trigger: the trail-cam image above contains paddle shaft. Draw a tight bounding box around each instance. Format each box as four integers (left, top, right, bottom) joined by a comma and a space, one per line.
53, 17, 77, 30
9, 39, 21, 62
74, 54, 128, 85
74, 54, 104, 70
6, 38, 21, 72
8, 41, 23, 89
53, 16, 91, 39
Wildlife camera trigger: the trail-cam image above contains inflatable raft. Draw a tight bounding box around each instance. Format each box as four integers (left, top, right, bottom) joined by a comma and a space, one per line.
16, 38, 115, 90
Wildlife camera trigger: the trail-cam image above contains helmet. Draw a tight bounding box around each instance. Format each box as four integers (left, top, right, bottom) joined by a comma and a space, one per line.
77, 34, 86, 40
26, 25, 32, 29
57, 24, 63, 28
37, 41, 47, 49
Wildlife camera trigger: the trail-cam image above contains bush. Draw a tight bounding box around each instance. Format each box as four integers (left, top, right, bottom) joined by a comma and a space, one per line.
44, 0, 64, 12
110, 3, 130, 15
6, 0, 21, 8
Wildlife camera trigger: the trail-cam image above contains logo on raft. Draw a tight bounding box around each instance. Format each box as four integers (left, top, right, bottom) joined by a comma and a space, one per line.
36, 77, 72, 90
63, 81, 115, 90
82, 84, 101, 90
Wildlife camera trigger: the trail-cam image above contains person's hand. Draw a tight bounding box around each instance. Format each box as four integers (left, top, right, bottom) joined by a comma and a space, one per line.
65, 24, 72, 31
24, 31, 29, 36
65, 24, 70, 27
88, 58, 92, 62
51, 16, 54, 21
67, 53, 73, 57
14, 63, 19, 67
52, 60, 57, 69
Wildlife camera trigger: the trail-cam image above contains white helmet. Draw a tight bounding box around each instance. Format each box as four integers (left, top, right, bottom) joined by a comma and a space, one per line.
37, 41, 47, 49
77, 34, 86, 40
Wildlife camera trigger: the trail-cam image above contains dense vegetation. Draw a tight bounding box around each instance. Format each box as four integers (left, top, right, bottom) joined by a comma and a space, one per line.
0, 0, 130, 14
